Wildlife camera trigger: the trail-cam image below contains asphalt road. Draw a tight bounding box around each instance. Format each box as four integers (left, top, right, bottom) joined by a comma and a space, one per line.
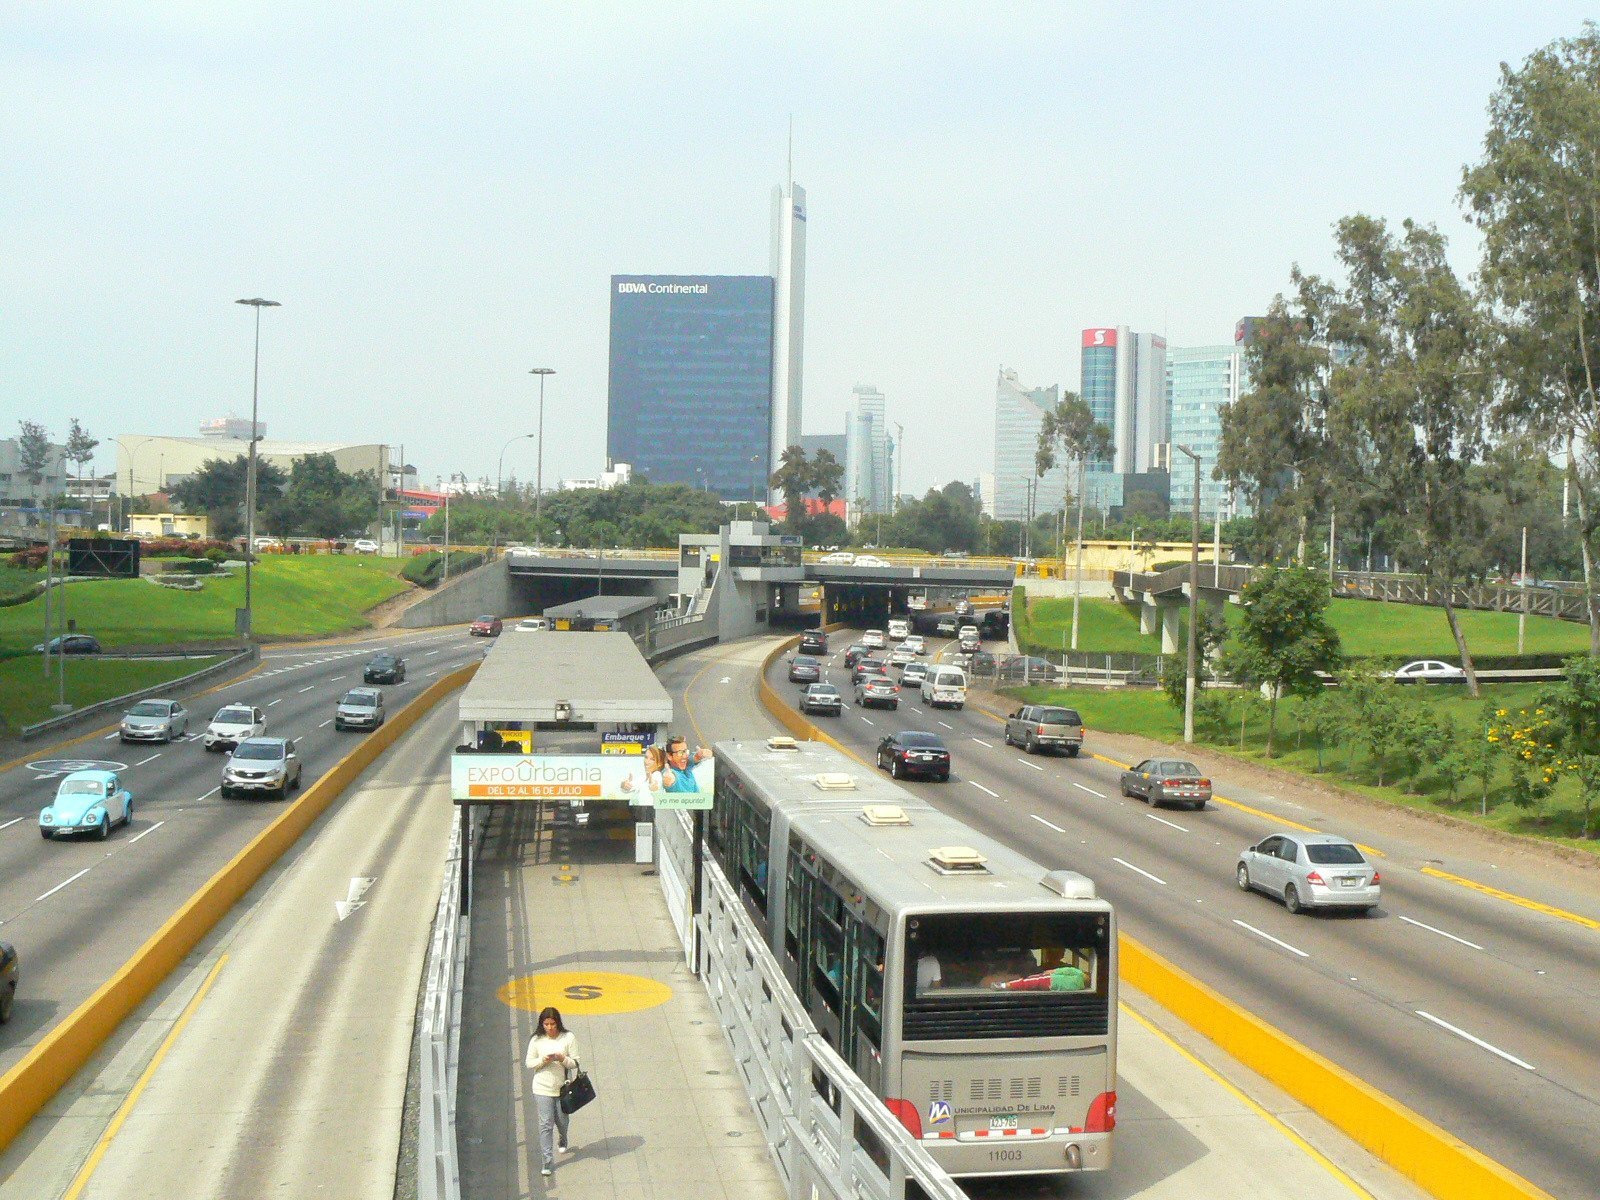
765, 631, 1600, 1200
0, 626, 487, 1079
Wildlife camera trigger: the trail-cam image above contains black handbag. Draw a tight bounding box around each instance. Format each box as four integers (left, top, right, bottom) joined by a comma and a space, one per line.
559, 1063, 596, 1115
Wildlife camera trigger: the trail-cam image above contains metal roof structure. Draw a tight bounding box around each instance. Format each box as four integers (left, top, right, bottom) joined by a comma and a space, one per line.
456, 630, 674, 725
543, 595, 659, 621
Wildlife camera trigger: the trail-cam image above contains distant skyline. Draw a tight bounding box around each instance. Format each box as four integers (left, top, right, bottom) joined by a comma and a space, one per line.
5, 5, 1595, 496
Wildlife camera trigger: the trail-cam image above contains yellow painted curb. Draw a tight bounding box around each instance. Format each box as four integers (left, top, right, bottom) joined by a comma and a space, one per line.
0, 663, 479, 1157
754, 641, 1550, 1200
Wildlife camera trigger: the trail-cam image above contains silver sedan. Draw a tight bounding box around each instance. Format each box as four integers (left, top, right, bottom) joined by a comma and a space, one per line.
1119, 759, 1211, 809
1237, 833, 1380, 915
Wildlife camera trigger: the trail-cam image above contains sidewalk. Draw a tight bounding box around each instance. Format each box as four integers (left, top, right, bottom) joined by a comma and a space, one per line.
455, 801, 785, 1200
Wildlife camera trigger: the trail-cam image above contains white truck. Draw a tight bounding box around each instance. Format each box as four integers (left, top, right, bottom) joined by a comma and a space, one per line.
887, 618, 910, 641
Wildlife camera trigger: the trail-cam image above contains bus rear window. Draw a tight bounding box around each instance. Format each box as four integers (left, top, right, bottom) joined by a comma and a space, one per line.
905, 911, 1108, 999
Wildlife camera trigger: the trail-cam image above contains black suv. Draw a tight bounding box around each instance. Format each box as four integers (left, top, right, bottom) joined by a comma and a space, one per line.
364, 653, 406, 684
798, 630, 827, 655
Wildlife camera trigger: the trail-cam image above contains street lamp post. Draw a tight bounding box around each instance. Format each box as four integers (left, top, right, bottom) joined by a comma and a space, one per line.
235, 297, 280, 641
1174, 445, 1202, 744
1069, 457, 1088, 652
496, 431, 536, 548
528, 368, 555, 546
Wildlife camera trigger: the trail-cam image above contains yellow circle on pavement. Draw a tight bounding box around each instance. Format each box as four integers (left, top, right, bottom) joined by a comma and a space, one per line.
498, 970, 672, 1016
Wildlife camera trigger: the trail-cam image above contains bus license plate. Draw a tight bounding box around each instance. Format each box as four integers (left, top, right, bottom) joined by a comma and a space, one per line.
989, 1116, 1018, 1131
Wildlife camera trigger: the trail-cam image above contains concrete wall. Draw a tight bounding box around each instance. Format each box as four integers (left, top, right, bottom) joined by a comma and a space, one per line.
398, 562, 515, 628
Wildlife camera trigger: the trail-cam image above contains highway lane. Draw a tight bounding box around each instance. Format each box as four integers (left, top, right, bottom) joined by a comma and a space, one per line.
771, 632, 1600, 1200
0, 627, 486, 1078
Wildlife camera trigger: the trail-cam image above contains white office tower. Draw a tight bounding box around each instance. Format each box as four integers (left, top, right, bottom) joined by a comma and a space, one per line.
992, 367, 1067, 524
845, 385, 892, 518
770, 178, 807, 490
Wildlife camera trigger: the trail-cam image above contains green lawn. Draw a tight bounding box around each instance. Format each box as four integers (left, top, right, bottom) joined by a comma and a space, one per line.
1001, 679, 1599, 851
0, 655, 223, 732
0, 556, 410, 653
1018, 596, 1155, 654
0, 565, 43, 602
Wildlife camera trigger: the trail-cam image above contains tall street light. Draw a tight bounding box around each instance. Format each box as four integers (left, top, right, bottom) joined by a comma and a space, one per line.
529, 368, 555, 546
235, 297, 280, 641
496, 431, 536, 549
1174, 445, 1202, 744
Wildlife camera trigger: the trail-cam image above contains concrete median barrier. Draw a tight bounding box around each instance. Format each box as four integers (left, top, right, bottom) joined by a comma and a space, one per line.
0, 663, 479, 1156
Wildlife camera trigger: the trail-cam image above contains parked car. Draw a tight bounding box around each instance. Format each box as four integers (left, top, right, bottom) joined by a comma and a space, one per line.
855, 676, 901, 709
998, 655, 1061, 683
514, 617, 550, 632
469, 615, 503, 637
798, 630, 827, 655
1120, 758, 1211, 808
789, 654, 823, 684
119, 699, 189, 743
1394, 660, 1467, 684
204, 704, 266, 752
33, 634, 102, 655
799, 683, 844, 716
843, 643, 873, 668
0, 941, 15, 1024
352, 538, 380, 553
861, 628, 886, 649
876, 731, 951, 781
252, 536, 283, 550
940, 549, 970, 559
854, 554, 890, 567
818, 551, 856, 564
900, 661, 929, 689
1237, 833, 1380, 915
1004, 705, 1085, 757
221, 737, 302, 799
851, 658, 890, 686
902, 635, 926, 656
40, 769, 132, 840
335, 688, 387, 731
363, 653, 406, 684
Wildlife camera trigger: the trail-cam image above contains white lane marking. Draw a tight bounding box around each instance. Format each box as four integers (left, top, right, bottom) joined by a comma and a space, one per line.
1114, 857, 1169, 886
266, 698, 283, 706
1147, 813, 1190, 832
103, 732, 120, 740
297, 685, 316, 693
1233, 919, 1310, 958
132, 753, 162, 767
425, 669, 440, 677
128, 820, 165, 845
1399, 915, 1485, 951
1029, 814, 1065, 833
969, 781, 999, 798
0, 816, 26, 831
37, 867, 93, 903
196, 786, 220, 800
859, 716, 875, 726
319, 719, 333, 728
970, 737, 993, 748
424, 650, 441, 656
1072, 782, 1107, 798
937, 721, 953, 730
1017, 758, 1045, 771
1415, 1011, 1535, 1070
333, 676, 349, 681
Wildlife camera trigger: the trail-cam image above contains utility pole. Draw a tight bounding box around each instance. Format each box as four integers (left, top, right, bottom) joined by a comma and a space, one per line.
235, 297, 280, 641
530, 367, 555, 546
1175, 446, 1202, 744
1519, 524, 1528, 656
1327, 505, 1337, 588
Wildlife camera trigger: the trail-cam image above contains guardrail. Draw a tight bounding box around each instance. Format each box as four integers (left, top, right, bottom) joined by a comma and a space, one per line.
417, 800, 473, 1200
19, 646, 258, 740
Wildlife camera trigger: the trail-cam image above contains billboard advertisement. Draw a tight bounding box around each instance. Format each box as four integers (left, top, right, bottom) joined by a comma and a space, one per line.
1082, 327, 1118, 348
451, 748, 714, 810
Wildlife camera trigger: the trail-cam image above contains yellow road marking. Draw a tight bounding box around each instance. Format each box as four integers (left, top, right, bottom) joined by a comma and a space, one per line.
499, 970, 672, 1016
1119, 1003, 1375, 1199
63, 954, 229, 1200
1422, 867, 1600, 930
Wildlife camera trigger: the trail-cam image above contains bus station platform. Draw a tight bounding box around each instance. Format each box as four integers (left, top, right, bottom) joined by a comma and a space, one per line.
454, 798, 785, 1200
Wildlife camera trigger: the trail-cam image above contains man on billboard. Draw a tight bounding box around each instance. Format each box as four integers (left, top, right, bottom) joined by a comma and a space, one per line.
660, 735, 713, 794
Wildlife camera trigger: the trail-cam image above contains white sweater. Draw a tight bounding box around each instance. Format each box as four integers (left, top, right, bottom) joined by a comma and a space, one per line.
525, 1031, 577, 1097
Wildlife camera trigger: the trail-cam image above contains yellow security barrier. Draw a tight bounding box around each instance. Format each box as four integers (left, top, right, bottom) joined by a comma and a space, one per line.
753, 641, 1551, 1200
0, 663, 480, 1156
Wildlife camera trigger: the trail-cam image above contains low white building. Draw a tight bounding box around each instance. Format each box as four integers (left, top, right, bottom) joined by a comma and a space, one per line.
559, 462, 632, 491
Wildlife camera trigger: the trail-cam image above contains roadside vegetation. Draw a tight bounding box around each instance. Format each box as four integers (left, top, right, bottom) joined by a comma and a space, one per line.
0, 655, 223, 734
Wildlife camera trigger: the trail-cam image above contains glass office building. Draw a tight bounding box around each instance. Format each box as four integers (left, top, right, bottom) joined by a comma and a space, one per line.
1166, 338, 1253, 519
992, 367, 1066, 524
607, 275, 775, 499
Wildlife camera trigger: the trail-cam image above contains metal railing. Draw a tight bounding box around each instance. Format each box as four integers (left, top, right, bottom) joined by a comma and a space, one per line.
18, 646, 257, 740
417, 809, 472, 1200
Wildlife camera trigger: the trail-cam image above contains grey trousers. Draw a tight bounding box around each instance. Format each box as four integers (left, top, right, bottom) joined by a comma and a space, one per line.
534, 1093, 570, 1169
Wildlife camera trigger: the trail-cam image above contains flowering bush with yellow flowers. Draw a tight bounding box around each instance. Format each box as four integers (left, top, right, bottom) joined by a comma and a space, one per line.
1486, 705, 1568, 811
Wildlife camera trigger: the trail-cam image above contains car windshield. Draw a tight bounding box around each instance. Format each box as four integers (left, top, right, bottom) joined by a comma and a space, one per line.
128, 702, 168, 717
371, 656, 395, 666
898, 733, 944, 749
60, 779, 106, 795
475, 615, 495, 623
1306, 842, 1366, 865
232, 742, 282, 761
342, 692, 379, 707
1037, 708, 1080, 724
216, 708, 253, 724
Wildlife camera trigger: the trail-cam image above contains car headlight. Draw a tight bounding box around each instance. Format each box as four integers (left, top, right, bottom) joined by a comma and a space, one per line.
81, 809, 103, 825
41, 811, 54, 824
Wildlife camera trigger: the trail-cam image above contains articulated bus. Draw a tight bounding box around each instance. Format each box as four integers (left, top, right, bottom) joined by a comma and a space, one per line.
708, 737, 1117, 1178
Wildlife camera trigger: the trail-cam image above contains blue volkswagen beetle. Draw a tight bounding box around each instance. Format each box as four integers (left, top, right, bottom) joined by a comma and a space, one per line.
40, 769, 133, 841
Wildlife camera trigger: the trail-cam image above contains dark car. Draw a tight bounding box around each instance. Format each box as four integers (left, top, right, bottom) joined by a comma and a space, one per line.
0, 940, 14, 1023
843, 643, 873, 668
798, 630, 827, 656
469, 615, 503, 637
363, 653, 407, 684
1120, 758, 1212, 809
967, 650, 997, 675
34, 634, 102, 655
876, 731, 951, 781
855, 676, 901, 709
998, 655, 1060, 683
934, 616, 958, 636
980, 610, 1010, 638
799, 683, 844, 717
851, 658, 889, 686
789, 655, 822, 684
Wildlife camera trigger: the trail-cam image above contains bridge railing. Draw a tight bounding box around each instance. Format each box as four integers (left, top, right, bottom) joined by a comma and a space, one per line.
417, 808, 472, 1200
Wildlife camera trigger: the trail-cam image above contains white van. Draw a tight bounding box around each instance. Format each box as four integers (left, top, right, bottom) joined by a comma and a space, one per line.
921, 665, 967, 710
887, 618, 910, 641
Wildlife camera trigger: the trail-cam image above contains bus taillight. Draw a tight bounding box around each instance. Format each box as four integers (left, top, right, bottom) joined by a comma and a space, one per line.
1085, 1091, 1116, 1132
884, 1097, 923, 1138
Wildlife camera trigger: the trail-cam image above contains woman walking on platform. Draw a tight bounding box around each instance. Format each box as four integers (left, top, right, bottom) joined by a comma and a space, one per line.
526, 1005, 577, 1177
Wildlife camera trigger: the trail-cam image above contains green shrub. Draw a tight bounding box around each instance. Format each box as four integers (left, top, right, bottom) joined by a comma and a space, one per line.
401, 550, 485, 588
166, 558, 220, 575
205, 548, 228, 564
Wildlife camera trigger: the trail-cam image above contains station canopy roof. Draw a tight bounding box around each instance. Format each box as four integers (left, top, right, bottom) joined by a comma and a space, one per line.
456, 630, 673, 725
543, 596, 658, 621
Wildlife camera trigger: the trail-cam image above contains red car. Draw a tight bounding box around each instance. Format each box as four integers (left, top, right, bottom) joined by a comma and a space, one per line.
469, 615, 503, 637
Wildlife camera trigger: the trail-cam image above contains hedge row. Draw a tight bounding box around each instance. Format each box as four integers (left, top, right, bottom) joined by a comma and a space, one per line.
401, 550, 486, 588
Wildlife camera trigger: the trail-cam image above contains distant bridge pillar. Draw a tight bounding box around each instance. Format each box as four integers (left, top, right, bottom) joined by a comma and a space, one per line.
1139, 593, 1160, 637
1160, 599, 1182, 656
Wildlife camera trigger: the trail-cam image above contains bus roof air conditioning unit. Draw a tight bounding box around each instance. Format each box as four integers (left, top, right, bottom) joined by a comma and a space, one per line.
1040, 870, 1097, 899
766, 736, 799, 752
927, 846, 989, 874
813, 772, 857, 791
860, 804, 910, 825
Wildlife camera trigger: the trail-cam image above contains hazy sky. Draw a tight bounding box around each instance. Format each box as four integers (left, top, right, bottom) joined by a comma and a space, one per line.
5, 3, 1594, 495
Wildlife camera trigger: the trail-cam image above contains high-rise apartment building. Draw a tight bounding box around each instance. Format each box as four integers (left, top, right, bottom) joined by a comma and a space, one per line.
845, 385, 893, 517
1165, 319, 1260, 519
992, 367, 1066, 524
770, 178, 807, 484
606, 275, 775, 499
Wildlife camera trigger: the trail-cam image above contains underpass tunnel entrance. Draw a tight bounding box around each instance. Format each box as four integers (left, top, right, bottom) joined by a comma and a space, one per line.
509, 573, 667, 619
822, 583, 896, 630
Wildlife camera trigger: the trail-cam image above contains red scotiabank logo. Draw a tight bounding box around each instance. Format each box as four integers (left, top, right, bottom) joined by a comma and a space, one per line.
1082, 328, 1117, 348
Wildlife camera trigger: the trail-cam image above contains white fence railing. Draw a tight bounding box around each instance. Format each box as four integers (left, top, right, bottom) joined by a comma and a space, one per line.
417, 811, 471, 1200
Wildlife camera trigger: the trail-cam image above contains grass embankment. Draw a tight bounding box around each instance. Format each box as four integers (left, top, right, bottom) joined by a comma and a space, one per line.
0, 566, 44, 603
0, 655, 223, 733
0, 556, 409, 653
1018, 593, 1591, 660
1002, 679, 1599, 849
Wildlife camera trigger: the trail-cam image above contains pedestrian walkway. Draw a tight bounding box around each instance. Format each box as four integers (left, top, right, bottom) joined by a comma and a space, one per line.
456, 801, 785, 1200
